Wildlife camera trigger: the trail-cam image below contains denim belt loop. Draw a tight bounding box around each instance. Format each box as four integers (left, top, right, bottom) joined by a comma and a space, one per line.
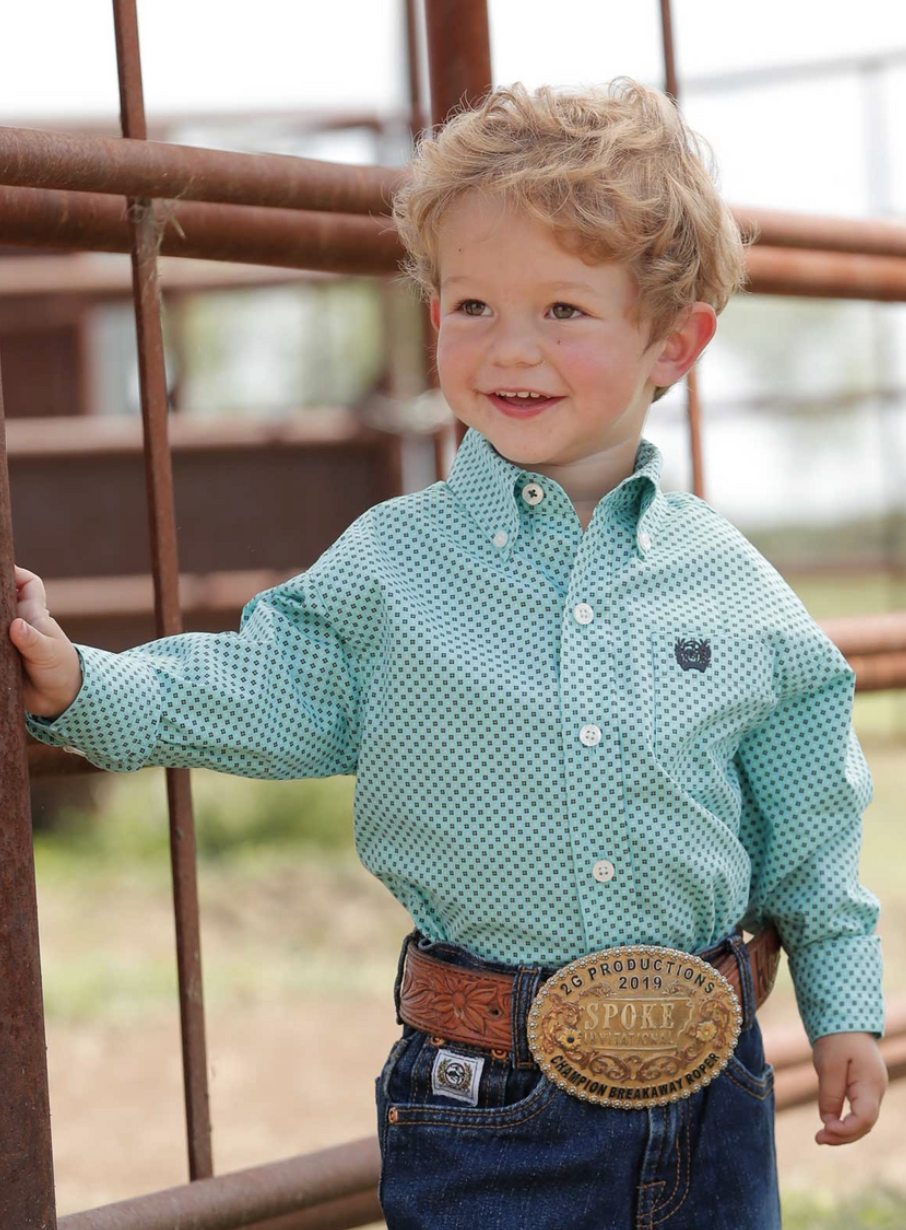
726, 931, 756, 1030
511, 967, 543, 1068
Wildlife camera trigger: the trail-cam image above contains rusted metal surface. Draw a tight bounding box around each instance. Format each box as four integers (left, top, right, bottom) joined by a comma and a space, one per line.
56, 1137, 379, 1230
0, 184, 402, 273
0, 106, 402, 141
659, 0, 679, 103
404, 0, 427, 140
659, 0, 706, 499
423, 0, 491, 459
822, 611, 906, 656
732, 203, 906, 258
5, 172, 906, 290
0, 365, 58, 1224
424, 0, 492, 127
0, 124, 406, 215
112, 0, 212, 1182
0, 323, 85, 418
746, 244, 906, 299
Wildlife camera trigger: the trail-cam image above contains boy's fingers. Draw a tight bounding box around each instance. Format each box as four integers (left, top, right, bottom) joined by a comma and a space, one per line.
816, 1061, 847, 1124
815, 1075, 881, 1145
12, 612, 56, 650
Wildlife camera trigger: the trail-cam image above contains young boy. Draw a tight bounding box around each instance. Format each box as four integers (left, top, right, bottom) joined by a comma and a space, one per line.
14, 78, 887, 1228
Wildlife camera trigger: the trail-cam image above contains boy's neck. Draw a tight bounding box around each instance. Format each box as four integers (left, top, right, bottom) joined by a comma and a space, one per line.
527, 435, 642, 532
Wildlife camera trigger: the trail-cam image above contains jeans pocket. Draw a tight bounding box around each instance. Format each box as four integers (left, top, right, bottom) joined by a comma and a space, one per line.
382, 1030, 557, 1129
722, 1018, 775, 1098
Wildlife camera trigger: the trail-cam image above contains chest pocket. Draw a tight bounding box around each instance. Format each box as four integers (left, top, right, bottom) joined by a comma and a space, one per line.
649, 628, 776, 763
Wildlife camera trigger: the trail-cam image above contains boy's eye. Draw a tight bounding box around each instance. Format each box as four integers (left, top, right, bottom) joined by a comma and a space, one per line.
550, 302, 584, 320
452, 299, 585, 320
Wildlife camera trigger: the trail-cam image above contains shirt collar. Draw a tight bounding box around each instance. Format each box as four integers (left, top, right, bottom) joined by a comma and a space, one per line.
445, 426, 668, 562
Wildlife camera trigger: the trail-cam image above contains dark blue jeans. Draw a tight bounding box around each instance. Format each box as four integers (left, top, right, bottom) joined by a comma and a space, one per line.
375, 927, 781, 1229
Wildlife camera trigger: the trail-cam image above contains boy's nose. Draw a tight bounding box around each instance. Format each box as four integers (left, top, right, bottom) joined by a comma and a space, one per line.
487, 327, 544, 367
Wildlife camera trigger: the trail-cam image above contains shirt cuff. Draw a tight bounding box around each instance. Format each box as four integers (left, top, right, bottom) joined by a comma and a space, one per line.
786, 933, 885, 1047
24, 643, 161, 773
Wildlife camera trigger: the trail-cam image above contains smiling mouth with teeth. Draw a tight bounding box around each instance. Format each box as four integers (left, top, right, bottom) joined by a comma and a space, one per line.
491, 390, 558, 401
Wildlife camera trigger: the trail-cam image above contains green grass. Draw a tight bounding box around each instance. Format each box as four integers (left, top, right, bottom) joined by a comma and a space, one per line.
33, 770, 358, 885
782, 1185, 906, 1229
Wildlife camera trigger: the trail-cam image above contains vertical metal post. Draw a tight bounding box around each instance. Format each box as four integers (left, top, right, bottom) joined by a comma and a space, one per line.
404, 0, 427, 142
659, 0, 706, 498
401, 0, 446, 478
424, 0, 492, 129
423, 0, 492, 453
111, 0, 214, 1181
0, 358, 58, 1229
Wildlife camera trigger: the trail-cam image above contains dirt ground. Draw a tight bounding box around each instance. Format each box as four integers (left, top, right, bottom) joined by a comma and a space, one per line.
35, 842, 906, 1222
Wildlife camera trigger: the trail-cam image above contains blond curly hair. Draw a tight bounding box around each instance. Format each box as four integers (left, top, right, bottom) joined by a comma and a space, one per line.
391, 77, 756, 401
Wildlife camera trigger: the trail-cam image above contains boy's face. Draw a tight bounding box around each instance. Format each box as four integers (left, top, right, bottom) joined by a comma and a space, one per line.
429, 191, 715, 468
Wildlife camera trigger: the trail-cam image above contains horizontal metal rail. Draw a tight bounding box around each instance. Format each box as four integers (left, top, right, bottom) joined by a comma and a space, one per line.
0, 185, 399, 274
745, 244, 906, 300
57, 1136, 381, 1230
4, 181, 906, 301
734, 204, 906, 258
0, 125, 406, 215
3, 124, 906, 260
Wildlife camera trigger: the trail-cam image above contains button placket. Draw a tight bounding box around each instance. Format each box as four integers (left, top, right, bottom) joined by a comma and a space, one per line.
560, 523, 637, 949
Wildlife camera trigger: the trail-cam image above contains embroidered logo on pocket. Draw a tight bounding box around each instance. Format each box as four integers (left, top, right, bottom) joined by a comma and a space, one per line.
674, 636, 711, 672
431, 1048, 485, 1105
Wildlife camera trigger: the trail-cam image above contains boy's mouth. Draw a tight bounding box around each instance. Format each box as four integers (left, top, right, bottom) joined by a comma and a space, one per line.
484, 391, 564, 418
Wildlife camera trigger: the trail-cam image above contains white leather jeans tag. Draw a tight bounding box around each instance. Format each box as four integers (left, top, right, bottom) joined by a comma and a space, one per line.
431, 1048, 485, 1106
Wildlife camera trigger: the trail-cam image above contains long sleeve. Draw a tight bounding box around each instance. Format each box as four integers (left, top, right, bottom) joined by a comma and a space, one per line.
24, 567, 360, 779
734, 624, 884, 1047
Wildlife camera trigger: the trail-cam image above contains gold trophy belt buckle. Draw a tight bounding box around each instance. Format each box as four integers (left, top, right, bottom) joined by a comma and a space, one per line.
527, 944, 743, 1110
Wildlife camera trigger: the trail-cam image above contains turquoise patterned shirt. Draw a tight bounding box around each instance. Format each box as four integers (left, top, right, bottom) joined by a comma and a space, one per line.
25, 427, 884, 1046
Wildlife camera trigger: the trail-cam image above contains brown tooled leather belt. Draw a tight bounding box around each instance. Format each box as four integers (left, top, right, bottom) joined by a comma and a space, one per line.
398, 923, 782, 1055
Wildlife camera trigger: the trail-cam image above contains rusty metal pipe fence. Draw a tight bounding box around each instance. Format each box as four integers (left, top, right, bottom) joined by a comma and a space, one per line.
1, 0, 905, 1226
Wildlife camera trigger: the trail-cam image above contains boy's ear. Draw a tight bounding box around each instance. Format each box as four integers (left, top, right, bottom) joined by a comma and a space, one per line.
429, 294, 441, 332
646, 303, 717, 388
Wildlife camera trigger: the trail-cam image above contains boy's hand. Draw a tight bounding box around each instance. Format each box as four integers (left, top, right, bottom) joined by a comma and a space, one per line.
9, 564, 83, 718
812, 1031, 888, 1145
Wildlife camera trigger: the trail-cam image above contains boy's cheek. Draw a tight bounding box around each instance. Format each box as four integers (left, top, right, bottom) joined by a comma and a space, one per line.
434, 333, 477, 383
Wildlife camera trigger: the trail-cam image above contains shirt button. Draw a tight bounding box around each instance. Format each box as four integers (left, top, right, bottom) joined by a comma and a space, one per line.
521, 481, 545, 506
638, 530, 652, 551
593, 859, 615, 883
573, 602, 594, 624
493, 530, 508, 548
579, 724, 601, 746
